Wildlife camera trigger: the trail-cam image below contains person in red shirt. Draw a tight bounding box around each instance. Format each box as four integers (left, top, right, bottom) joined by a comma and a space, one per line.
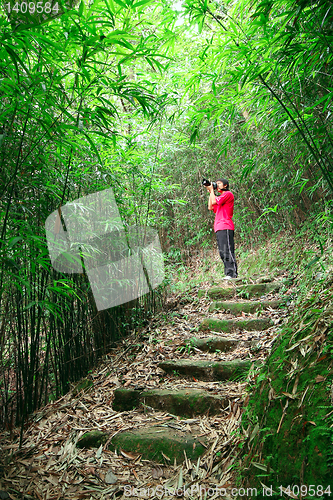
206, 178, 238, 279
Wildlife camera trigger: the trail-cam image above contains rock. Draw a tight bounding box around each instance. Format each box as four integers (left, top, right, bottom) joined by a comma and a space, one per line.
77, 430, 109, 449
199, 317, 273, 332
237, 282, 281, 297
113, 388, 141, 411
113, 388, 227, 416
158, 359, 252, 381
255, 276, 273, 283
206, 282, 281, 300
207, 287, 235, 300
188, 336, 240, 352
209, 300, 282, 315
105, 469, 118, 484
110, 426, 207, 462
72, 378, 94, 396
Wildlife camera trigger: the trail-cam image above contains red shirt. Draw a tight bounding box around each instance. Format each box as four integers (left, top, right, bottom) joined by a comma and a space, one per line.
212, 191, 235, 231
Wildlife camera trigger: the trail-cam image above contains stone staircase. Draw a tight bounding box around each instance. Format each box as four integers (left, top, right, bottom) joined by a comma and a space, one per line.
100, 277, 284, 464
0, 275, 287, 499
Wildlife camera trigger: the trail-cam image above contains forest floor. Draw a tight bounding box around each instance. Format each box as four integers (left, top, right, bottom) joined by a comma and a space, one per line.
0, 272, 292, 500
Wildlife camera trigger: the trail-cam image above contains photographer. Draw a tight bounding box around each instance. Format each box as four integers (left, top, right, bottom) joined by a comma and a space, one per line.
205, 178, 238, 279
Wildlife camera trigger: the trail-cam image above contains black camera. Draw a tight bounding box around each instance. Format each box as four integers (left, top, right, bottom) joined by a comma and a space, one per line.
202, 178, 217, 190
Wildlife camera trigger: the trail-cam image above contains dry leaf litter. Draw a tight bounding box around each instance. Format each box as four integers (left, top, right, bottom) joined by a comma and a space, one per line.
0, 275, 290, 499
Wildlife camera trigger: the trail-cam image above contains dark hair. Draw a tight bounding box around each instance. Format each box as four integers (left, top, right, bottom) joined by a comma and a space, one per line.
216, 178, 229, 190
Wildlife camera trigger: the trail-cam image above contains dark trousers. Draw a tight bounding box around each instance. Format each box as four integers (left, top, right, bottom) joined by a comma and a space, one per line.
216, 230, 238, 277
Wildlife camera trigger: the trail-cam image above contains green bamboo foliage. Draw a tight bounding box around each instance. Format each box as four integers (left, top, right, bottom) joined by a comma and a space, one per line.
182, 0, 333, 191
0, 0, 175, 429
2, 0, 333, 431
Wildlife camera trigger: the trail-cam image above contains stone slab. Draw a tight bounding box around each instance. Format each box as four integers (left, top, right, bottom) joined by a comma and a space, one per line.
77, 430, 109, 448
113, 388, 227, 416
209, 300, 282, 315
237, 283, 281, 297
110, 427, 207, 462
199, 317, 273, 332
188, 336, 240, 352
159, 359, 252, 381
205, 282, 280, 300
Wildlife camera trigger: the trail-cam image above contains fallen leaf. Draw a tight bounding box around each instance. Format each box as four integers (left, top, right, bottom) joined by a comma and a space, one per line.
282, 392, 296, 399
105, 470, 117, 484
95, 444, 103, 459
151, 466, 163, 479
120, 449, 141, 460
315, 375, 326, 383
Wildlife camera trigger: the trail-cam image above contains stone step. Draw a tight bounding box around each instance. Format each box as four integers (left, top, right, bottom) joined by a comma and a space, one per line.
199, 317, 273, 333
186, 336, 245, 352
77, 426, 208, 462
113, 388, 227, 417
159, 359, 252, 381
238, 282, 281, 297
110, 426, 208, 462
77, 430, 109, 449
209, 299, 282, 315
199, 282, 280, 300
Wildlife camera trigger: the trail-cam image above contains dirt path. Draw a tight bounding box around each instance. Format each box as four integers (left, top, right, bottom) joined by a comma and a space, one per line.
0, 275, 290, 499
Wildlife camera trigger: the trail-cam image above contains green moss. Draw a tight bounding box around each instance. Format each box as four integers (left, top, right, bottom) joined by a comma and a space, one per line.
113, 388, 226, 416
190, 336, 239, 352
113, 388, 141, 411
72, 378, 93, 396
159, 358, 252, 381
199, 317, 273, 332
207, 287, 234, 300
206, 283, 280, 301
209, 300, 282, 314
77, 430, 108, 448
238, 289, 333, 490
109, 427, 207, 462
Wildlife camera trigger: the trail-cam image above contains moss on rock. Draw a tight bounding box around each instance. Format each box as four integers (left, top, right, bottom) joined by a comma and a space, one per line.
189, 336, 239, 352
109, 427, 207, 462
206, 282, 280, 301
207, 287, 235, 300
72, 378, 94, 396
77, 430, 108, 448
113, 388, 227, 416
209, 300, 282, 315
199, 317, 273, 332
159, 358, 252, 381
238, 287, 333, 490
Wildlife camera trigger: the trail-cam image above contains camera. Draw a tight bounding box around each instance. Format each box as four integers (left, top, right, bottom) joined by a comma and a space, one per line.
202, 178, 217, 190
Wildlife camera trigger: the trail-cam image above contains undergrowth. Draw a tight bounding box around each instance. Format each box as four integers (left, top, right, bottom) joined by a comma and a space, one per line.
165, 218, 333, 497
165, 215, 333, 293
235, 261, 333, 497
